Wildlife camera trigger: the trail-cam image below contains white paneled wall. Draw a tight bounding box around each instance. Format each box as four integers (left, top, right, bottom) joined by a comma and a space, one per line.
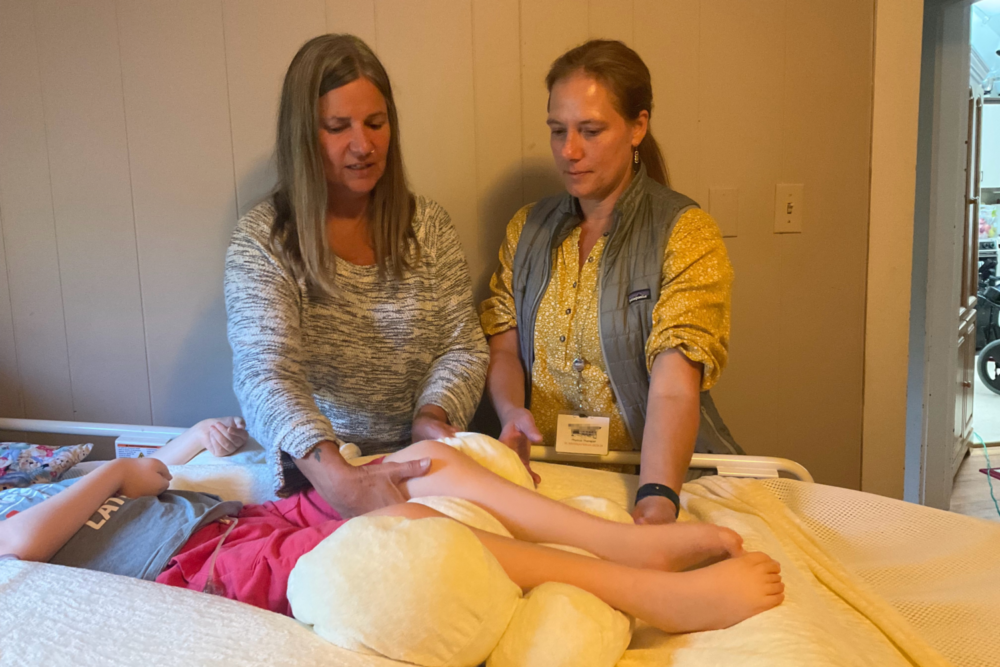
0, 0, 875, 488
34, 0, 151, 425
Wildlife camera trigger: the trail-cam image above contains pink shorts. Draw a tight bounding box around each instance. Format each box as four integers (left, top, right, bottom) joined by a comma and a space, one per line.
156, 457, 388, 615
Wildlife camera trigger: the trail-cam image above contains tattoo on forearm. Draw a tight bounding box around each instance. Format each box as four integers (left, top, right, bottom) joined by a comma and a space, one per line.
313, 449, 321, 462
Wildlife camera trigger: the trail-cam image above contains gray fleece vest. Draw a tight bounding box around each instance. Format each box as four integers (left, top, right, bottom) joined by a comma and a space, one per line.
511, 166, 742, 456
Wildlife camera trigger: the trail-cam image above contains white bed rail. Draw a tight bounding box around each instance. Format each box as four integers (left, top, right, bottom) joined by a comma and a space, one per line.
530, 446, 814, 482
0, 417, 813, 483
0, 417, 185, 438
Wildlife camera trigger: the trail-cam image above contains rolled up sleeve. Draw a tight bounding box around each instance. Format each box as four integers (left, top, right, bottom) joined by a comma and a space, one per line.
646, 209, 734, 390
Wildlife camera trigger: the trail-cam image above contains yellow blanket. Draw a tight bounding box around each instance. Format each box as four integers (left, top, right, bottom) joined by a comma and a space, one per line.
620, 477, 999, 667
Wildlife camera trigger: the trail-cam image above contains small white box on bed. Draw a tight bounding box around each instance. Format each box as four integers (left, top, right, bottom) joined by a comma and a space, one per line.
115, 434, 172, 458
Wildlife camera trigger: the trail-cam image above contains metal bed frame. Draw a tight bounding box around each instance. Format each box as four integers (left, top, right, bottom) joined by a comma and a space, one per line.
0, 417, 814, 483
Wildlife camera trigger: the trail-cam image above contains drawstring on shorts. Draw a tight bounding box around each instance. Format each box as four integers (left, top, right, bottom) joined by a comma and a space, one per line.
202, 516, 239, 596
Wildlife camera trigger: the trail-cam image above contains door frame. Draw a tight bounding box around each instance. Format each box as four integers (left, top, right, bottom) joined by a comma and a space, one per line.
861, 0, 925, 500
902, 0, 977, 508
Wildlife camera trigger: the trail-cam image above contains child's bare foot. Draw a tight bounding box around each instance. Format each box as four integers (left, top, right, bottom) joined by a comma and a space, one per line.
631, 552, 784, 633
604, 521, 745, 572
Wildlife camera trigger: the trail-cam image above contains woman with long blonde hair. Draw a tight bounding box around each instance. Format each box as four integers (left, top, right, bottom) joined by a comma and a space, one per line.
225, 34, 488, 516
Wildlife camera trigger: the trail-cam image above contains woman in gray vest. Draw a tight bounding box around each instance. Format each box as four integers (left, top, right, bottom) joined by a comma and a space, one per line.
481, 40, 739, 525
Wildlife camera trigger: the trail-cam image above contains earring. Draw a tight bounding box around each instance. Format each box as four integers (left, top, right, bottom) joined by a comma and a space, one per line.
633, 147, 640, 165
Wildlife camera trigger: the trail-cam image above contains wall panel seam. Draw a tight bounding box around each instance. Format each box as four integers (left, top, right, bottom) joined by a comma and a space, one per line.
114, 0, 155, 424
860, 0, 880, 491
470, 0, 481, 228
31, 0, 76, 419
219, 2, 243, 217
517, 0, 525, 203
0, 204, 25, 418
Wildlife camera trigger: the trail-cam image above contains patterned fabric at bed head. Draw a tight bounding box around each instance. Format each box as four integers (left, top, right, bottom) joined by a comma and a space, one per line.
0, 443, 92, 491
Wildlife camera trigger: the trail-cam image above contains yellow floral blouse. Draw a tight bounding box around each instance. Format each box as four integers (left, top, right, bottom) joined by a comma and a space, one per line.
479, 204, 733, 451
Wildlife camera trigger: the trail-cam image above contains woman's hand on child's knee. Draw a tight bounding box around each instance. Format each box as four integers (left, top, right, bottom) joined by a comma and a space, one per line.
316, 458, 432, 519
115, 458, 172, 498
498, 410, 543, 485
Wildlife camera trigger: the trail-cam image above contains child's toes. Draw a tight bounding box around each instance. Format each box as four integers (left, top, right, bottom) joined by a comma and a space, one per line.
720, 528, 744, 556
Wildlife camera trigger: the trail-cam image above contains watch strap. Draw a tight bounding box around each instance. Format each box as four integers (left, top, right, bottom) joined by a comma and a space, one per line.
634, 483, 680, 518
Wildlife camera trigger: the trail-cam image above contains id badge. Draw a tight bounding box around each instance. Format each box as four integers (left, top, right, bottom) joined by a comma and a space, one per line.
555, 412, 610, 456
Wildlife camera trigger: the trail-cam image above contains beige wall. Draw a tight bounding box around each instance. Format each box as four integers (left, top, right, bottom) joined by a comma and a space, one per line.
0, 0, 874, 488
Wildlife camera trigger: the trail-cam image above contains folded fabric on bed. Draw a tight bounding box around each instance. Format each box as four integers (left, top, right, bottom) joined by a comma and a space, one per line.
0, 442, 92, 490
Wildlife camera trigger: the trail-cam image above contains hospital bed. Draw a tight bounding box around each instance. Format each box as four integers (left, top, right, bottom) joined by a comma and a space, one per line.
0, 418, 997, 667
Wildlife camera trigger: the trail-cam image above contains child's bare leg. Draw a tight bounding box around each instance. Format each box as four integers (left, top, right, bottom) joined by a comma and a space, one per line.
382, 440, 742, 572
369, 501, 783, 633
152, 417, 247, 465
478, 532, 783, 633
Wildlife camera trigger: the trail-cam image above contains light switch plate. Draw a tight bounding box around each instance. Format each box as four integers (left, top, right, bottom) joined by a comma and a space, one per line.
709, 187, 738, 237
774, 183, 804, 233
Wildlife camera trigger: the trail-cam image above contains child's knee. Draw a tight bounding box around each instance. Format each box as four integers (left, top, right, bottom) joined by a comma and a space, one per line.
403, 439, 465, 464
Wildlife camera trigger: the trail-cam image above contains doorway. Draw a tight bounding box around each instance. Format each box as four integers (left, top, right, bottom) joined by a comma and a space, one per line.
909, 0, 1000, 516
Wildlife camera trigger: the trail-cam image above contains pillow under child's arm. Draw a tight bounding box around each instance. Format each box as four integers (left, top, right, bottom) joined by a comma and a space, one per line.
0, 458, 169, 562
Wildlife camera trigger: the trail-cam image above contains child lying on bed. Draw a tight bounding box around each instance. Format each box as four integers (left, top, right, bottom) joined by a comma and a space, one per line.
0, 420, 784, 635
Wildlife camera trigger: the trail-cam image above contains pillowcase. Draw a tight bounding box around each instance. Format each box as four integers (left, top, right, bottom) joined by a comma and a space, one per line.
0, 443, 92, 491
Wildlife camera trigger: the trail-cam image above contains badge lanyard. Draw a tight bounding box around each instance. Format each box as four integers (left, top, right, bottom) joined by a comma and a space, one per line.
555, 355, 611, 456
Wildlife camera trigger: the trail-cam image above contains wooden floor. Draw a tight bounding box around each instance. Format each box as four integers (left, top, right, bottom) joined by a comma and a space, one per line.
949, 446, 1000, 522
972, 362, 1000, 442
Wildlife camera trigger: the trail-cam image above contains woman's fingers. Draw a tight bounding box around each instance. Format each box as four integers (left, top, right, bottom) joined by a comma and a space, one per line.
385, 458, 432, 486
522, 419, 544, 443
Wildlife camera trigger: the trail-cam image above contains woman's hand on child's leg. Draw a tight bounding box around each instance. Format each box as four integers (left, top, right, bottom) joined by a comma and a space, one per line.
115, 458, 172, 498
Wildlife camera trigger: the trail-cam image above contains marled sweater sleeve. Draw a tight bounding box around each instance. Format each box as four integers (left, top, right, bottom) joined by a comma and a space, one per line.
224, 205, 338, 478
412, 205, 489, 429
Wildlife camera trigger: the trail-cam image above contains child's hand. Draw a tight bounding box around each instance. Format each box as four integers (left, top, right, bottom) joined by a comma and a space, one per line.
116, 458, 172, 498
205, 417, 248, 457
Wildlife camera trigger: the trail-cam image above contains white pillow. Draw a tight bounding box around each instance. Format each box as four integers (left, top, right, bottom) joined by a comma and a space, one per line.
288, 515, 521, 667
410, 496, 512, 537
487, 582, 633, 667
438, 432, 535, 489
488, 493, 633, 666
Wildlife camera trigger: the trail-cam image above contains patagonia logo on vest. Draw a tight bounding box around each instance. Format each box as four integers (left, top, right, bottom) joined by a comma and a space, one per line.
628, 289, 651, 304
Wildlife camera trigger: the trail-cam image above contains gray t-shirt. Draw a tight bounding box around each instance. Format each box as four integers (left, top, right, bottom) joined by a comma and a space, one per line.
0, 479, 242, 580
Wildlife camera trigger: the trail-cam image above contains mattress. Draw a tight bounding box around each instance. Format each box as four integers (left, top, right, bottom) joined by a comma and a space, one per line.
1, 460, 996, 667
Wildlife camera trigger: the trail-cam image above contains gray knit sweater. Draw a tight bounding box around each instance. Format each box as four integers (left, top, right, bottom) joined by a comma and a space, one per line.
224, 197, 488, 492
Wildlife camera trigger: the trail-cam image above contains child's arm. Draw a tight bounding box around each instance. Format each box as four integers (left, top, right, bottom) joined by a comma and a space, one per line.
0, 458, 171, 562
151, 417, 248, 466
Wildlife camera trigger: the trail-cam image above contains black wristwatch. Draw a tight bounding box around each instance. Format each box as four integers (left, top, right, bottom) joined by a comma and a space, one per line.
635, 483, 680, 518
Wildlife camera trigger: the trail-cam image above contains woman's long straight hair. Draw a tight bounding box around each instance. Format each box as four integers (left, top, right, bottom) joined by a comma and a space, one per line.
271, 34, 416, 293
545, 39, 670, 188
